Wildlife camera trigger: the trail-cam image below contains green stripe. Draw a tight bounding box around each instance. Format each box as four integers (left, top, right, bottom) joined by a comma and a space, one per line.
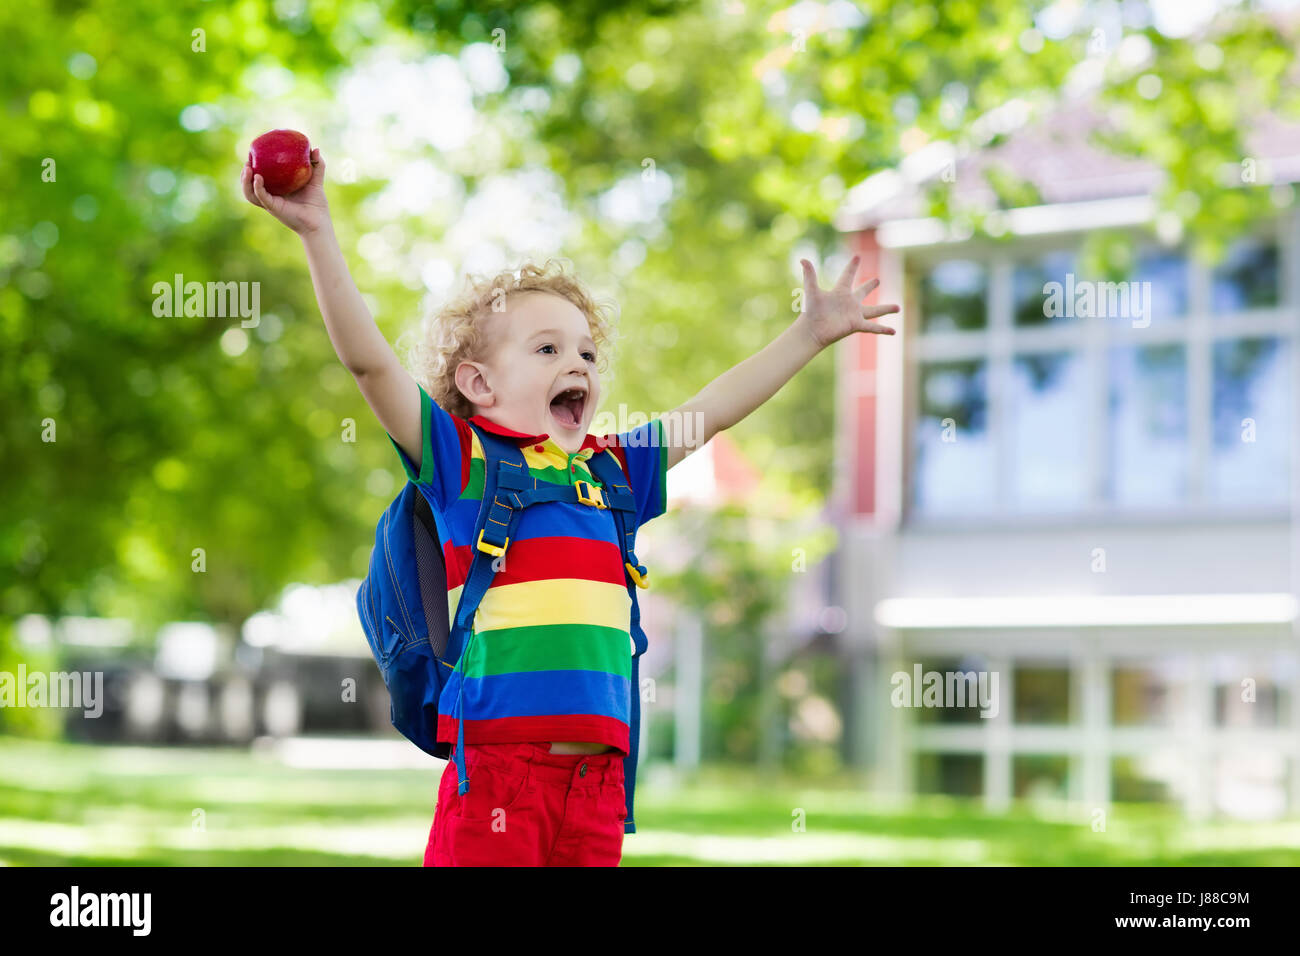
386, 385, 437, 485
457, 623, 630, 678
417, 387, 436, 484
461, 456, 599, 500
655, 416, 667, 515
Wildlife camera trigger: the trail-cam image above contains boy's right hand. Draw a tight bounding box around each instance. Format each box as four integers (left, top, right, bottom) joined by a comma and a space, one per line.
242, 147, 330, 236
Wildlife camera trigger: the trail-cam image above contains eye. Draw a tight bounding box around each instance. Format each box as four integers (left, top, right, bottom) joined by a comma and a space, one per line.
537, 343, 596, 362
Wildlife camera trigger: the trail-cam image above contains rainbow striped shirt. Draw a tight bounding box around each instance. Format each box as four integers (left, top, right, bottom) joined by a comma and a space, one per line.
388, 385, 668, 756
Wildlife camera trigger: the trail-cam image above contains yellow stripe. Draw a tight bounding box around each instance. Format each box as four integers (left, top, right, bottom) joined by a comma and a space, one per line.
445, 583, 463, 632
446, 582, 635, 655
470, 578, 630, 633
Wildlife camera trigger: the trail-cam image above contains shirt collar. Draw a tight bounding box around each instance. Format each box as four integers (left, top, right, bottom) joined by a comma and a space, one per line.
468, 415, 604, 462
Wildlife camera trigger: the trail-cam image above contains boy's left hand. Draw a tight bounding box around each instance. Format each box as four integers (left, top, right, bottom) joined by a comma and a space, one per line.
798, 254, 899, 349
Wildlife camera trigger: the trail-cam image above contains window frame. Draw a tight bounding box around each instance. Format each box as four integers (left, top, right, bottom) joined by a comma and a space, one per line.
902, 213, 1297, 527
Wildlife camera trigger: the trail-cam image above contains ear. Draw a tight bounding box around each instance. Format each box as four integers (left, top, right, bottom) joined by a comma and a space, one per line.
455, 360, 495, 409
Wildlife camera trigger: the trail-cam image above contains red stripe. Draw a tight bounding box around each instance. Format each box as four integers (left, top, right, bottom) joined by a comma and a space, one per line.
438, 713, 630, 756
443, 536, 625, 589
452, 414, 472, 494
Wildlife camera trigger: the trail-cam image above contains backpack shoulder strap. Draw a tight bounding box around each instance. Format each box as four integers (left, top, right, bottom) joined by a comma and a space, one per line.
586, 449, 650, 591
586, 447, 650, 834
444, 421, 533, 794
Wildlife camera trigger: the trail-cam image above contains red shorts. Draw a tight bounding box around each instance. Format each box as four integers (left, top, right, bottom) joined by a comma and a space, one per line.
424, 741, 627, 867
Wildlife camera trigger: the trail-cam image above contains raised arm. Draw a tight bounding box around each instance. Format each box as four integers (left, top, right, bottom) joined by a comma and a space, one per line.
660, 255, 898, 471
242, 152, 423, 469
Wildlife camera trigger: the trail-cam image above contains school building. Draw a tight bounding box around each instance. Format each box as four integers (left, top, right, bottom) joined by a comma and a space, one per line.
830, 94, 1300, 821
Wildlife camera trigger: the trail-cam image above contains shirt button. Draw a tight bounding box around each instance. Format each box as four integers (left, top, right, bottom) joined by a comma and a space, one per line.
534, 444, 545, 452
579, 763, 588, 777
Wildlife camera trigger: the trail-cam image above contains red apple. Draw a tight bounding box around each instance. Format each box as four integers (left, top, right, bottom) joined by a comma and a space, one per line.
248, 129, 313, 196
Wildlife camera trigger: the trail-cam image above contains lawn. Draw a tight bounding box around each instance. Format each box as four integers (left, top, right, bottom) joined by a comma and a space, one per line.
1, 736, 1298, 866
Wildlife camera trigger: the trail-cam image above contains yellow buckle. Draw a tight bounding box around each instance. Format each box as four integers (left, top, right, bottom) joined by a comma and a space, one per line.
476, 529, 508, 557
625, 562, 649, 589
574, 480, 607, 509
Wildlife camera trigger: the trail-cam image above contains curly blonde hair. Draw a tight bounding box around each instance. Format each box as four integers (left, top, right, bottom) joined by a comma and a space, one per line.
403, 258, 619, 421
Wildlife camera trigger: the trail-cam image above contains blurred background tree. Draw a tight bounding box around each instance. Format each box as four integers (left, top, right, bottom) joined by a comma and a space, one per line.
650, 486, 837, 767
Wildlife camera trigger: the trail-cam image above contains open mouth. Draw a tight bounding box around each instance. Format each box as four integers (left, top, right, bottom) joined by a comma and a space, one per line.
548, 387, 586, 429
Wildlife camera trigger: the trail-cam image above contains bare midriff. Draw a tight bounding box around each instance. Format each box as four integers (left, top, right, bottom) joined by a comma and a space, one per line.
548, 741, 618, 754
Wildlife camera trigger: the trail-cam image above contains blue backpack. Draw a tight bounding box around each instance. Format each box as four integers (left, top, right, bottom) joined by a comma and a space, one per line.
356, 420, 652, 834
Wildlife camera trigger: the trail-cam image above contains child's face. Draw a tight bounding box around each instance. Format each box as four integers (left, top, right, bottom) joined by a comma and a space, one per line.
460, 291, 601, 455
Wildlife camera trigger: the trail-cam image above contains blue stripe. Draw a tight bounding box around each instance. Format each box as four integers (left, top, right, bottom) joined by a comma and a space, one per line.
425, 390, 472, 511
443, 496, 621, 546
439, 669, 630, 722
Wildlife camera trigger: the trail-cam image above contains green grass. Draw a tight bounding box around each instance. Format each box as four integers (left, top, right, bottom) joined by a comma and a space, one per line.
1, 736, 1298, 866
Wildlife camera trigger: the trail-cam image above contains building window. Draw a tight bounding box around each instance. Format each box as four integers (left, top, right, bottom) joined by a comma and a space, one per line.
1107, 344, 1188, 505
1009, 353, 1089, 510
1013, 666, 1071, 724
1211, 237, 1279, 312
1013, 249, 1077, 327
1210, 336, 1290, 503
1206, 660, 1289, 728
908, 229, 1290, 520
1111, 666, 1172, 727
919, 259, 987, 332
1013, 754, 1070, 799
914, 361, 994, 514
1123, 246, 1189, 325
909, 656, 992, 724
915, 752, 984, 796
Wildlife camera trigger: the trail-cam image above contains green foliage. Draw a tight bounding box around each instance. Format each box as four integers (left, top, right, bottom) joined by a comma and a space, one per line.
0, 623, 61, 737
1, 1, 397, 638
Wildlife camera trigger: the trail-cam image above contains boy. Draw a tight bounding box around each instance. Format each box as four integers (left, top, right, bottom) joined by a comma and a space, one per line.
241, 150, 898, 866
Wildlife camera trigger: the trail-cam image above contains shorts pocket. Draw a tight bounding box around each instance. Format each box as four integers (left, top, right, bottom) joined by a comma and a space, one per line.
605, 782, 628, 825
453, 755, 533, 823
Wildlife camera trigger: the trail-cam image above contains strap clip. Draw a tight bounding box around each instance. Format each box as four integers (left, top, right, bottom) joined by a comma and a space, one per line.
574, 479, 607, 509
476, 528, 509, 557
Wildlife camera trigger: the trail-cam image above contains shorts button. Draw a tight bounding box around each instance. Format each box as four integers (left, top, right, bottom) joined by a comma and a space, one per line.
579, 763, 588, 777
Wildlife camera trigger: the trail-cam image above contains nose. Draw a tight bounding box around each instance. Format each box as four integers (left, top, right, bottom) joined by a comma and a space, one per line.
564, 348, 588, 378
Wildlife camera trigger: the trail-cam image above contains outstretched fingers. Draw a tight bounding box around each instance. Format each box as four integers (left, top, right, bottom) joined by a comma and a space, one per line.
800, 258, 819, 290
835, 253, 861, 290
851, 276, 881, 300
862, 302, 899, 320
859, 318, 897, 334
